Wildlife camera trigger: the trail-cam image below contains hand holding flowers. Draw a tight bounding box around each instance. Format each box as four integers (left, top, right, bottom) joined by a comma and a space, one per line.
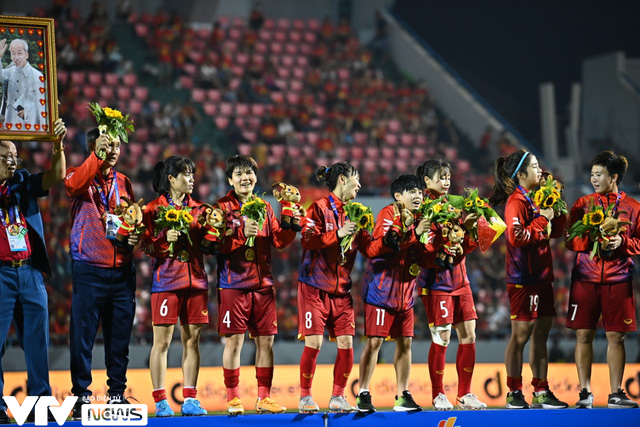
154, 205, 194, 256
240, 195, 268, 247
340, 201, 374, 253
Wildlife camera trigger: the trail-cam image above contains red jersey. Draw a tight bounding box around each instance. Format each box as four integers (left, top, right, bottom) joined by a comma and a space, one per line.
297, 193, 381, 296
362, 204, 417, 311
139, 194, 208, 293
65, 153, 135, 268
566, 191, 640, 284
216, 191, 295, 290
504, 189, 567, 285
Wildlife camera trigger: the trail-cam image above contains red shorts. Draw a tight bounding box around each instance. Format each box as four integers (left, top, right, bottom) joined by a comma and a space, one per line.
507, 283, 556, 321
364, 303, 414, 338
297, 281, 355, 339
217, 287, 278, 337
151, 289, 209, 325
566, 281, 637, 332
421, 287, 477, 327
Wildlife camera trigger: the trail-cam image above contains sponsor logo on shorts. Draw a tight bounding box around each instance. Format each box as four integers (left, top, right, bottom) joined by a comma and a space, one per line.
201, 310, 208, 316
273, 321, 278, 326
624, 319, 633, 325
350, 323, 355, 328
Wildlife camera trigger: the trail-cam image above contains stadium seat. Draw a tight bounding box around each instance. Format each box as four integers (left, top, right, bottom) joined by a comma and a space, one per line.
87, 72, 102, 86
214, 117, 229, 130
207, 89, 222, 102
116, 87, 131, 101
203, 103, 217, 116
134, 87, 149, 101
104, 73, 119, 86
192, 88, 206, 103
98, 86, 113, 100
122, 74, 138, 87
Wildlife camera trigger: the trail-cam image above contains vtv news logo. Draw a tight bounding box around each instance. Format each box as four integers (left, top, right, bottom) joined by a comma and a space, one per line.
3, 396, 147, 426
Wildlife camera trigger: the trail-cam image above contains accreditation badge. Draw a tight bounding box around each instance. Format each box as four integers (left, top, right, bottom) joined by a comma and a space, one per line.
6, 224, 27, 252
104, 213, 122, 240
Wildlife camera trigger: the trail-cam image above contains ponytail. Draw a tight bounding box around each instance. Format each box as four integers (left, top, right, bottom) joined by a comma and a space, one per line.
489, 149, 530, 206
317, 161, 357, 191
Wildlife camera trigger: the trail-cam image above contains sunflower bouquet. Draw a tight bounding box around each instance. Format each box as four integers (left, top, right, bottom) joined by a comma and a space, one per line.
154, 205, 194, 256
341, 201, 375, 252
567, 202, 614, 259
453, 188, 507, 252
88, 102, 135, 149
528, 174, 568, 216
240, 195, 268, 247
415, 196, 462, 243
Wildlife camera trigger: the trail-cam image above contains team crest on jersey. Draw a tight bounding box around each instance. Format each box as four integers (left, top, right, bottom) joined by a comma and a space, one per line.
233, 219, 242, 227
326, 223, 334, 231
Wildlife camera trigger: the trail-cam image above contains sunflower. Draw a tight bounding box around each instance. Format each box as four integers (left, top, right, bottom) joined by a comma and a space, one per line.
103, 107, 124, 119
165, 209, 180, 222
181, 211, 194, 223
432, 204, 443, 214
533, 190, 545, 206
475, 197, 485, 207
465, 199, 474, 208
582, 213, 589, 225
360, 213, 374, 230
552, 189, 562, 199
543, 194, 556, 208
589, 211, 604, 226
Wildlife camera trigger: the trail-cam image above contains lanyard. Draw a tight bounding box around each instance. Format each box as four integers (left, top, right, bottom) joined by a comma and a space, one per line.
0, 187, 22, 226
167, 193, 188, 208
329, 195, 345, 228
597, 191, 621, 215
517, 185, 540, 218
94, 170, 118, 213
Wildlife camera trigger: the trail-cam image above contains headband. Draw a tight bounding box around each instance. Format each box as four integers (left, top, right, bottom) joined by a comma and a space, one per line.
510, 152, 530, 179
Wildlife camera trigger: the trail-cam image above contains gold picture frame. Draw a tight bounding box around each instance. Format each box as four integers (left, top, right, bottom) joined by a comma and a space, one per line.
0, 15, 57, 141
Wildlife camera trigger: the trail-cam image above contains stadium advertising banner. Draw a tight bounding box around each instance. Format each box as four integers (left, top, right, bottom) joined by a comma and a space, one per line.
3, 363, 639, 412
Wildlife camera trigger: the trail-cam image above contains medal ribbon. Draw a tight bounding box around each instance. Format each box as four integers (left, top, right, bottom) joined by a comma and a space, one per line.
0, 187, 22, 227
597, 191, 622, 215
517, 185, 540, 218
94, 170, 119, 214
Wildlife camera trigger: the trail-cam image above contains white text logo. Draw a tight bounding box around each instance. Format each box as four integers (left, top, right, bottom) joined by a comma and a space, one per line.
81, 404, 148, 426
3, 396, 78, 426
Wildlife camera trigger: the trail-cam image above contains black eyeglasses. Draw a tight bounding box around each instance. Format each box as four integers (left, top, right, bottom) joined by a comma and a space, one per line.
0, 155, 23, 166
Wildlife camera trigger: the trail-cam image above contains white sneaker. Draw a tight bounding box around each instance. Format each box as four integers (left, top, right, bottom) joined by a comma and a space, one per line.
457, 393, 487, 410
328, 395, 356, 412
298, 396, 319, 413
433, 393, 453, 410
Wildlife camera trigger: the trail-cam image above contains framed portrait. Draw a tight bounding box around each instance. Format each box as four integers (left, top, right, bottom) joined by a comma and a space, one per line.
0, 15, 57, 141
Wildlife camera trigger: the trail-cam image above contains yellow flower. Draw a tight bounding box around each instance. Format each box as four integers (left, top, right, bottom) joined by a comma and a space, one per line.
103, 107, 124, 119
533, 190, 544, 206
552, 189, 562, 199
181, 211, 194, 223
589, 211, 604, 226
475, 197, 485, 207
432, 204, 443, 214
582, 214, 589, 225
465, 199, 474, 208
165, 209, 180, 222
543, 194, 556, 208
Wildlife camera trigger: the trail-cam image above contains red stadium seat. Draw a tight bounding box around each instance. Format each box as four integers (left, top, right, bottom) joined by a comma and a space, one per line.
116, 87, 131, 101
238, 144, 252, 156
215, 117, 229, 129
87, 72, 102, 86
192, 89, 206, 103
271, 42, 283, 55
235, 103, 250, 116
104, 73, 119, 86
71, 71, 85, 85
134, 87, 149, 101
207, 89, 222, 102
251, 104, 266, 116
179, 76, 194, 89
219, 102, 233, 116
276, 18, 290, 30
122, 74, 138, 87
83, 85, 97, 99
384, 134, 399, 146
98, 86, 113, 100
203, 103, 217, 116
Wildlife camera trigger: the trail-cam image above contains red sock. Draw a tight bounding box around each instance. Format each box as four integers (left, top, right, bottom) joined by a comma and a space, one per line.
300, 346, 320, 397
456, 343, 475, 397
332, 348, 353, 397
506, 376, 523, 392
182, 387, 197, 399
532, 378, 548, 392
223, 367, 240, 401
429, 343, 447, 399
256, 366, 274, 399
152, 389, 166, 403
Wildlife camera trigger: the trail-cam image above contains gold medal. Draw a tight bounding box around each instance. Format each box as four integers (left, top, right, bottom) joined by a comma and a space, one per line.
178, 250, 190, 263
409, 263, 420, 277
245, 248, 255, 261
339, 252, 347, 266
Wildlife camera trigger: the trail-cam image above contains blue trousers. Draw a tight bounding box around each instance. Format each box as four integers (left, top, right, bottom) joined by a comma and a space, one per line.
70, 261, 136, 397
0, 264, 51, 408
